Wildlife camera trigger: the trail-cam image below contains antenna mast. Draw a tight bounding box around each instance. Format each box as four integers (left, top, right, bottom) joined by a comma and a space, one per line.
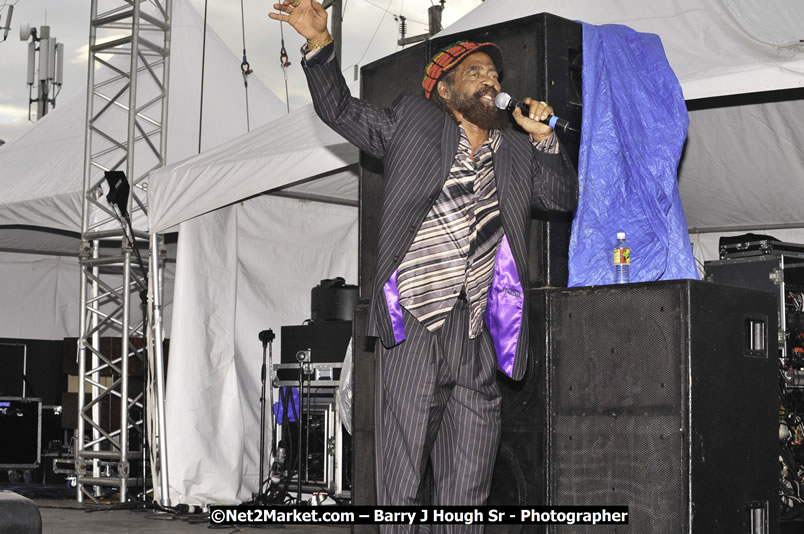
19, 21, 64, 120
1, 4, 14, 41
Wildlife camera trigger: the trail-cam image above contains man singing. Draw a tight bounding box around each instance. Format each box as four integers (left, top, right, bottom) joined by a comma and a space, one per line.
271, 1, 578, 531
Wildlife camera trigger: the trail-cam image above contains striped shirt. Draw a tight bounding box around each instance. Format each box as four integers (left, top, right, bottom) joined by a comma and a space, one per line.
397, 127, 503, 338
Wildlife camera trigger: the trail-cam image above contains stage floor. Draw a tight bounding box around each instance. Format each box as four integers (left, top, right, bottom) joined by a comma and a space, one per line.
32, 498, 804, 534
1, 483, 349, 534
35, 498, 351, 534
5, 484, 804, 533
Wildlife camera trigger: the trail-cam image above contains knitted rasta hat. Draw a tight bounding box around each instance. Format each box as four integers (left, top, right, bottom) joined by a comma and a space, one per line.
422, 40, 504, 99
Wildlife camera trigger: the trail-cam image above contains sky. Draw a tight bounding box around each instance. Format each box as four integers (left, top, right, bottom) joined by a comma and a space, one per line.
0, 0, 483, 145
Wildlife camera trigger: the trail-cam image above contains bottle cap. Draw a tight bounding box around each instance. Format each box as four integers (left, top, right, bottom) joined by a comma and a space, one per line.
616, 232, 626, 240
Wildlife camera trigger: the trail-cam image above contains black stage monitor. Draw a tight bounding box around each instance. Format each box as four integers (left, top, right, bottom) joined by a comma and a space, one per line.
0, 397, 41, 468
280, 321, 352, 364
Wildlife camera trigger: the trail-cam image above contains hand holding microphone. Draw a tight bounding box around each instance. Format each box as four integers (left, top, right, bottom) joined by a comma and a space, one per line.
495, 92, 571, 136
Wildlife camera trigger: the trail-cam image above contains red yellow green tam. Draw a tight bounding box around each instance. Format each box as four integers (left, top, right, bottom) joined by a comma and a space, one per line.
422, 40, 504, 99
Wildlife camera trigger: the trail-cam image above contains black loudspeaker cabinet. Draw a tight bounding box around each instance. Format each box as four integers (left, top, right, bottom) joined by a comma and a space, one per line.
490, 280, 779, 534
0, 339, 65, 405
359, 13, 582, 300
280, 321, 352, 363
0, 398, 41, 468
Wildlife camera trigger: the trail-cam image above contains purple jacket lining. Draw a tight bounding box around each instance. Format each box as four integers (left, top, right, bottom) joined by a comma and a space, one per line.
381, 235, 523, 377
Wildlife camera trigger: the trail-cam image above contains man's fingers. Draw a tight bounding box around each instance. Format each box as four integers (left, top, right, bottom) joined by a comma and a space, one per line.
269, 1, 292, 21
522, 98, 553, 122
529, 102, 548, 122
271, 0, 302, 22
273, 0, 303, 14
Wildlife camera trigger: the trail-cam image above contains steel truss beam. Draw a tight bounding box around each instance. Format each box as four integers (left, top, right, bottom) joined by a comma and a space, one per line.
78, 0, 172, 505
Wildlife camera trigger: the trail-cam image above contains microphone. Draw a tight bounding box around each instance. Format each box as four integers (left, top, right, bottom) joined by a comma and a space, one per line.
494, 92, 571, 133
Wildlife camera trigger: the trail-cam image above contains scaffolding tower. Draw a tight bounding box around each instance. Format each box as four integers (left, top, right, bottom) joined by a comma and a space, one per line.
77, 0, 172, 504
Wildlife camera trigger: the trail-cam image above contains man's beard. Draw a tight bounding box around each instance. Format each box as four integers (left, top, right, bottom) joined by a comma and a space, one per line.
451, 86, 509, 131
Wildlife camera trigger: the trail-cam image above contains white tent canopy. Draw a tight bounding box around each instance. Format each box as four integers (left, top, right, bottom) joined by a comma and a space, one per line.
0, 0, 287, 341
148, 104, 358, 233
0, 0, 286, 247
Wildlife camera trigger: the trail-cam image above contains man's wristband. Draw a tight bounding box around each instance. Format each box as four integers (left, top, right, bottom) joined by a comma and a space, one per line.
307, 34, 334, 51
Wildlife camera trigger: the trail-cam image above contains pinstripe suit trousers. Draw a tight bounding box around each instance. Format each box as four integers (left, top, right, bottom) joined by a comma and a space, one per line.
375, 297, 502, 534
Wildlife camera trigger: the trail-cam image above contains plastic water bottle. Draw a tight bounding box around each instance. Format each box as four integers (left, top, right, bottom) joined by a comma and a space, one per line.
613, 232, 631, 284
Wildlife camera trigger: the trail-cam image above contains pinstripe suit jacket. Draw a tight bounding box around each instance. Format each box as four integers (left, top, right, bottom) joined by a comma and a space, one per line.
304, 51, 577, 381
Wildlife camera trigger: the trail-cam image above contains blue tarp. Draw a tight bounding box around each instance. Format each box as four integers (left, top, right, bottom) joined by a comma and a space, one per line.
568, 23, 699, 286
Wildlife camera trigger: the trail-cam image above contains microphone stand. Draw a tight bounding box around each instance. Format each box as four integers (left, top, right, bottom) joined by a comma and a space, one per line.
254, 329, 276, 505
295, 348, 311, 503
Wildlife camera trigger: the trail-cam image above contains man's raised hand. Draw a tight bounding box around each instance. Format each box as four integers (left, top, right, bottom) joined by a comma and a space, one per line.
269, 0, 330, 44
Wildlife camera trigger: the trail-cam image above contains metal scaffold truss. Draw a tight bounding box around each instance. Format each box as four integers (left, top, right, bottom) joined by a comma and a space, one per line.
77, 0, 171, 505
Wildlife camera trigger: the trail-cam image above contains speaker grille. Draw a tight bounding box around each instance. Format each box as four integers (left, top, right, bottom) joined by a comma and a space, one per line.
549, 284, 687, 533
552, 416, 684, 533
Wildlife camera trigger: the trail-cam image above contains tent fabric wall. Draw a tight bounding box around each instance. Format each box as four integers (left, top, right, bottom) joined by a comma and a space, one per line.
0, 228, 80, 256
0, 249, 175, 341
165, 195, 357, 505
682, 98, 804, 230
0, 252, 81, 340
